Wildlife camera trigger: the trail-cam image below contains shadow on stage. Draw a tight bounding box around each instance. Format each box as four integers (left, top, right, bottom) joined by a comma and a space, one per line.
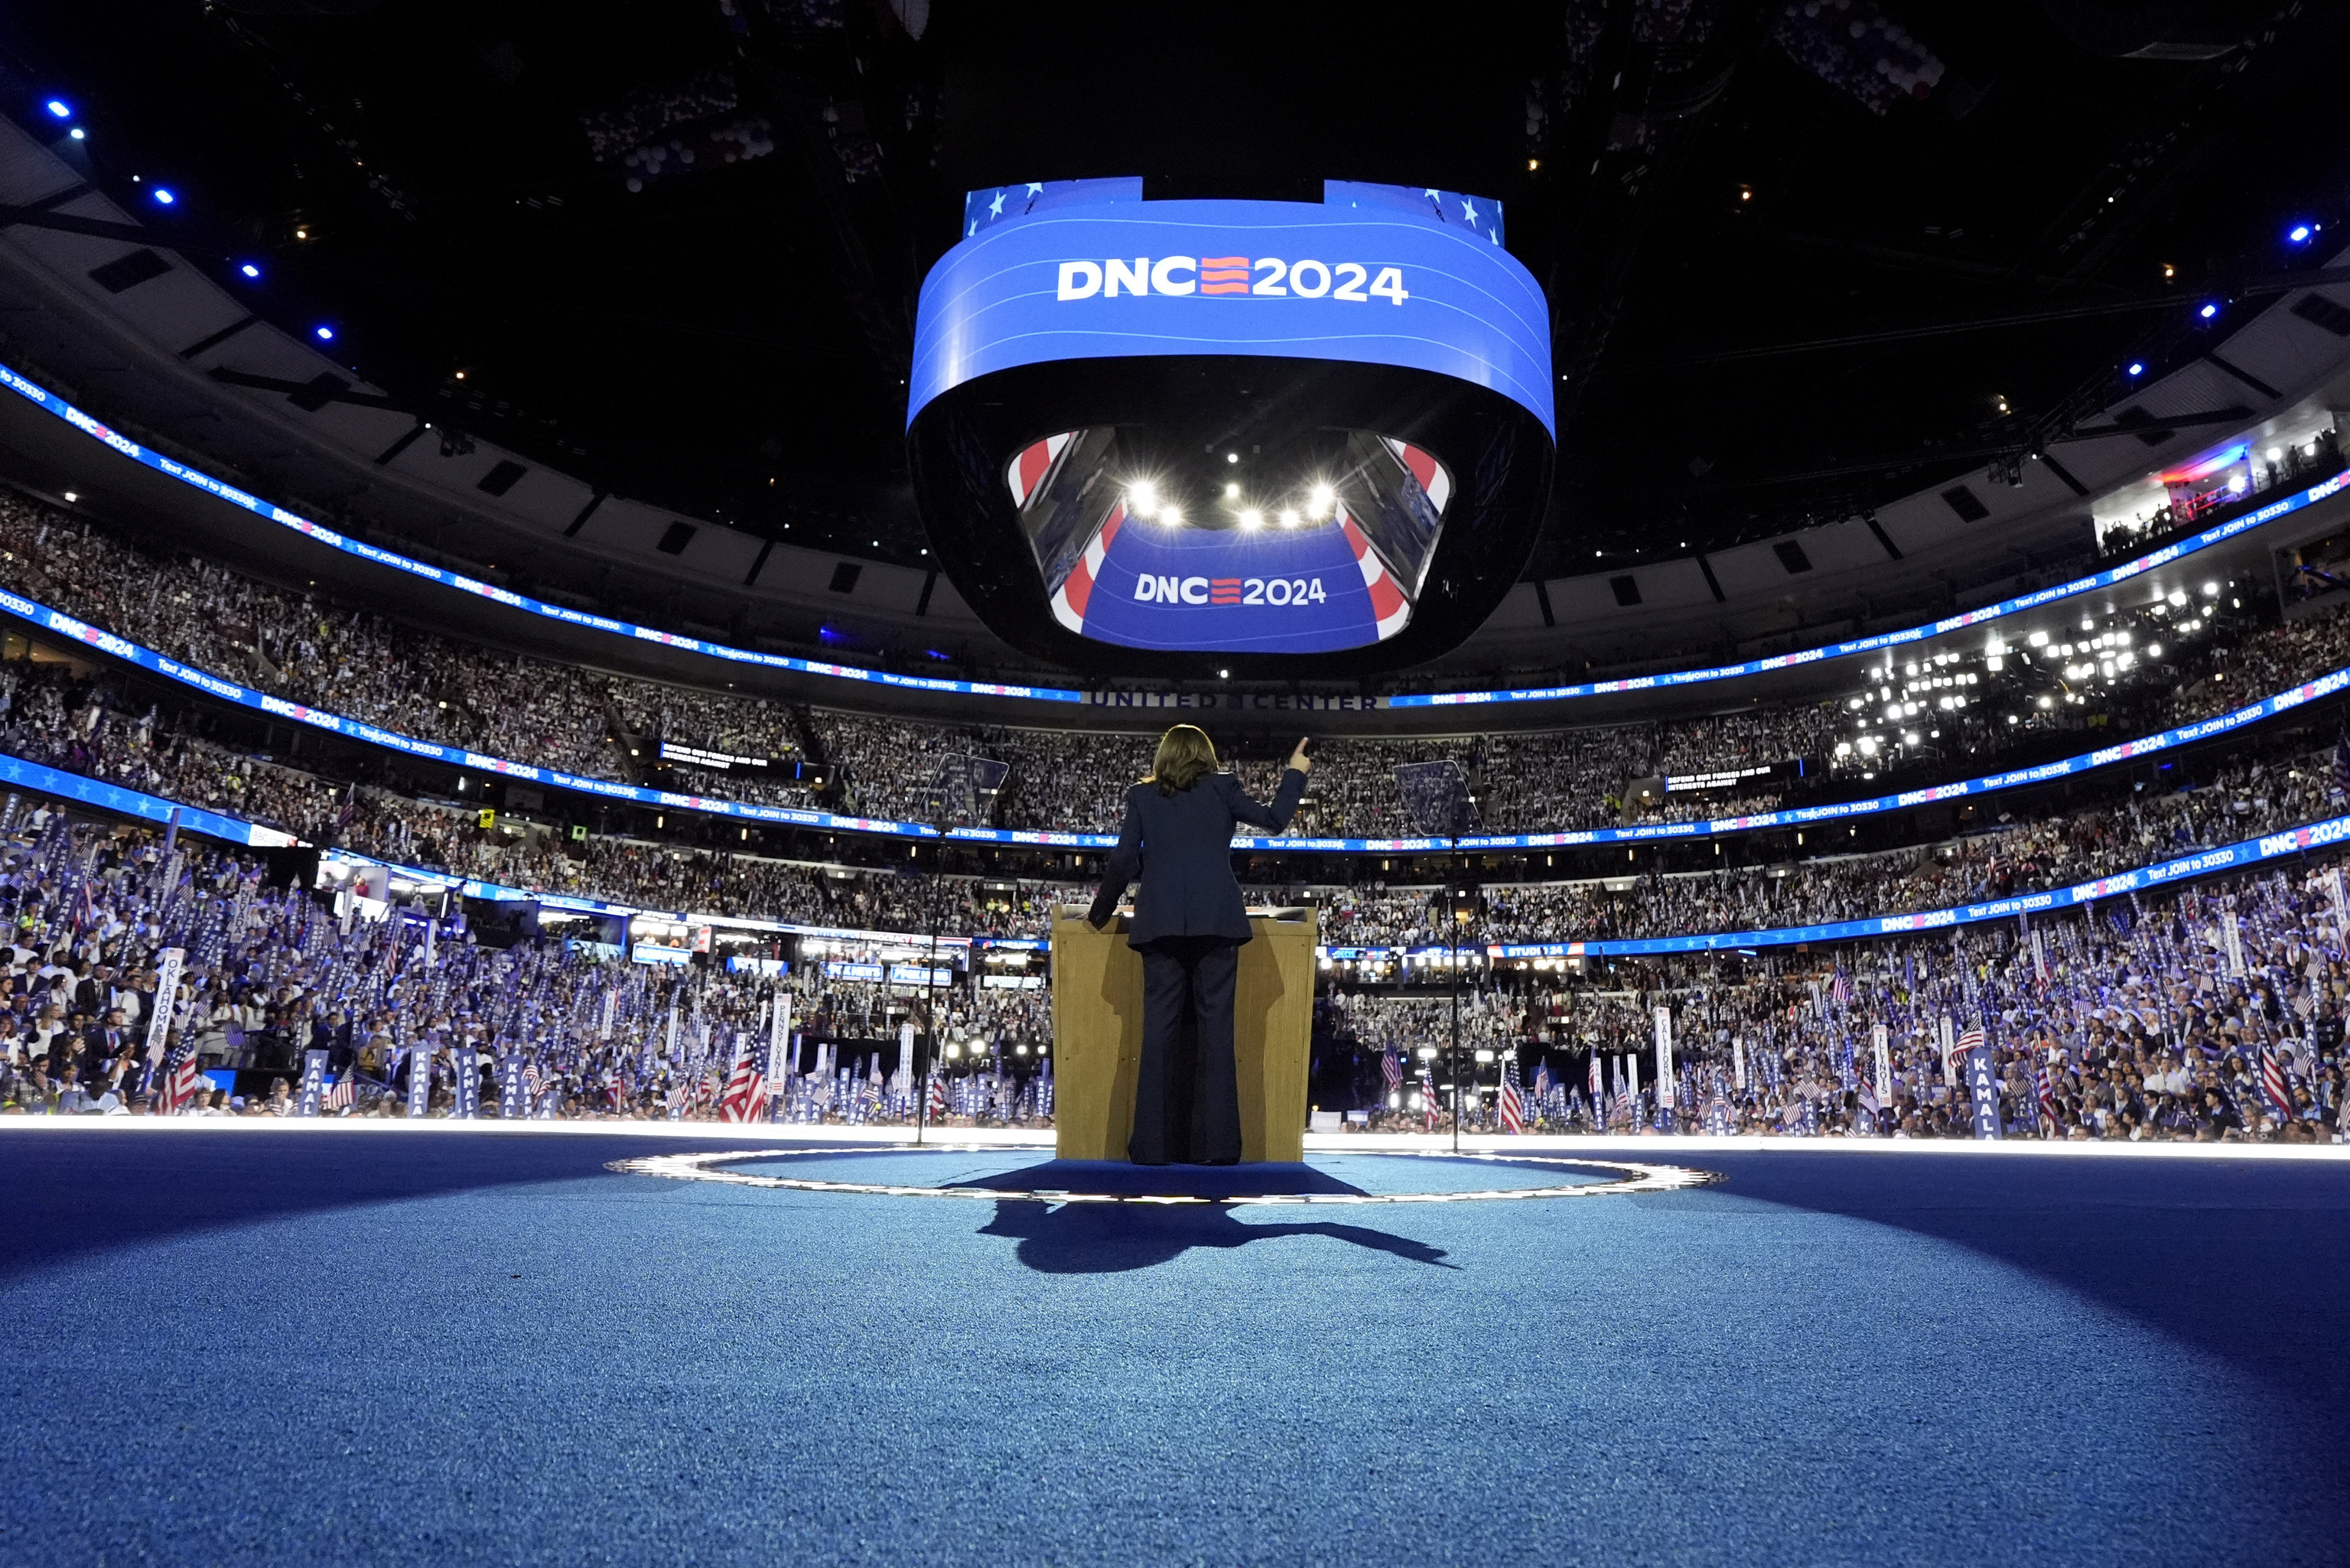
958, 1159, 1457, 1274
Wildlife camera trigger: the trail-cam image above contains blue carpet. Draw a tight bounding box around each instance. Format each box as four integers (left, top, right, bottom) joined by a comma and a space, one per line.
3, 1131, 2346, 1567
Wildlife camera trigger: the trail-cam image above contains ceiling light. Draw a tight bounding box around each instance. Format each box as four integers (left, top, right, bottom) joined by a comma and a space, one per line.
239, 263, 260, 279
2199, 303, 2218, 319
45, 100, 70, 119
1238, 508, 1263, 529
1278, 508, 1300, 527
1225, 452, 1239, 464
62, 491, 76, 503
68, 128, 84, 141
1224, 483, 1240, 499
151, 188, 174, 206
2288, 223, 2313, 244
2127, 362, 2144, 377
314, 325, 334, 340
1160, 506, 1183, 526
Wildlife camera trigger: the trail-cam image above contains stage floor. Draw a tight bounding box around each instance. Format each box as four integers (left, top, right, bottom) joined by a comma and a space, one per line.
3, 1127, 2345, 1566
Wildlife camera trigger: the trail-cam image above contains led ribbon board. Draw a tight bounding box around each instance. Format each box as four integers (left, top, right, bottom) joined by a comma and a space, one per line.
0, 356, 2333, 704
905, 180, 1555, 670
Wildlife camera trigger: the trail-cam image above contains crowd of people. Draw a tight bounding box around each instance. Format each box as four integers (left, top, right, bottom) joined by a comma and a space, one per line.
1317, 749, 2338, 948
0, 811, 1056, 1123
11, 490, 2350, 851
1323, 851, 2348, 1143
2095, 429, 2341, 563
9, 617, 2350, 968
8, 785, 2340, 1145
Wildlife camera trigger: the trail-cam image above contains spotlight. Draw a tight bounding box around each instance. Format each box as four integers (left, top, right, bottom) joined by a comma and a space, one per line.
2127, 362, 2144, 377
1278, 508, 1300, 528
2199, 303, 2218, 319
1308, 481, 1335, 518
1225, 452, 1238, 464
151, 187, 174, 206
2288, 223, 2313, 244
44, 100, 69, 119
1160, 505, 1183, 526
1126, 480, 1158, 519
68, 128, 83, 141
1238, 508, 1263, 529
239, 262, 261, 279
314, 325, 335, 340
1224, 482, 1240, 499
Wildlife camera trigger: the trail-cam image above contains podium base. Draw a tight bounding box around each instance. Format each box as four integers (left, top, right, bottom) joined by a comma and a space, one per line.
1050, 910, 1317, 1163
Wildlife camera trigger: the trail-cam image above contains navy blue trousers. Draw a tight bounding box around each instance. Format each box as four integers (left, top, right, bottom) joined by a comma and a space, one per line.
1128, 936, 1242, 1165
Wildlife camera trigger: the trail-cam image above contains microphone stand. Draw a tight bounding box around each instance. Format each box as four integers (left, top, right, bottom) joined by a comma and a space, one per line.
1449, 817, 1462, 1154
916, 815, 945, 1148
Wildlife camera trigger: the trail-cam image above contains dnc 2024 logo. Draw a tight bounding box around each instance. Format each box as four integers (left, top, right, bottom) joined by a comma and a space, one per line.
1056, 256, 1408, 304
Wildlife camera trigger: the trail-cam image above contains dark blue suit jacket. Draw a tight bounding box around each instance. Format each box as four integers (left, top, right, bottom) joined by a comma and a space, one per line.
1088, 768, 1307, 945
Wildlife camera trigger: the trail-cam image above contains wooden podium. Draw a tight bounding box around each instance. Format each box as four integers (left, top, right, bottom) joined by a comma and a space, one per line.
1050, 908, 1317, 1163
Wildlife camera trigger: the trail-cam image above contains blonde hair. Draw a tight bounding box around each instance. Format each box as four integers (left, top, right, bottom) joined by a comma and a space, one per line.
1145, 724, 1219, 796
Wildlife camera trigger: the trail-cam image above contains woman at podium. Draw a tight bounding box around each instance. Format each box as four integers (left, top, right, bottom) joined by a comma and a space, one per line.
1087, 726, 1311, 1164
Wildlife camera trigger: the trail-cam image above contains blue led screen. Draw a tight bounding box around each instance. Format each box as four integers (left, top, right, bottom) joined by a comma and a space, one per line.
909, 179, 1554, 437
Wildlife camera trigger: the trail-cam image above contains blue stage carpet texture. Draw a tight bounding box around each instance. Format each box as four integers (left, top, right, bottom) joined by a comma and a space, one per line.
2, 1130, 2344, 1567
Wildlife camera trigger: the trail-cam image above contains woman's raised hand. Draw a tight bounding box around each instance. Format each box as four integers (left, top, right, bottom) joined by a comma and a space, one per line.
1287, 737, 1313, 775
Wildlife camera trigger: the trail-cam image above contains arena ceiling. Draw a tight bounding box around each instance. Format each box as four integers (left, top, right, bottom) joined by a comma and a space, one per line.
3, 0, 2343, 583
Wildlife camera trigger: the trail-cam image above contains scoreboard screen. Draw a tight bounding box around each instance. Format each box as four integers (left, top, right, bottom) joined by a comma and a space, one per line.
906, 178, 1554, 672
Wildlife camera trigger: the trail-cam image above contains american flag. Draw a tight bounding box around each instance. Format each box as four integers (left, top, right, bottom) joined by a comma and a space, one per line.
1955, 1026, 1984, 1079
1497, 1054, 1525, 1135
1831, 968, 1850, 1008
161, 1037, 203, 1114
324, 1076, 353, 1112
2034, 1061, 2058, 1132
2332, 732, 2350, 797
1531, 1058, 1551, 1102
2260, 1047, 2293, 1121
718, 1039, 766, 1124
1420, 1068, 1443, 1131
927, 1071, 949, 1121
1382, 1048, 1404, 1095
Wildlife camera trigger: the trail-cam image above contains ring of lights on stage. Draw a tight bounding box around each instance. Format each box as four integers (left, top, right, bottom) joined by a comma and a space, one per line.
606, 1145, 1719, 1204
905, 178, 1555, 678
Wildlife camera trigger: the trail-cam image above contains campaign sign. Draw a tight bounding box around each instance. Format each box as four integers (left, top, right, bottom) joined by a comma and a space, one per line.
1967, 1043, 2003, 1140
296, 1049, 328, 1117
453, 1048, 480, 1120
498, 1056, 527, 1119
911, 179, 1551, 436
405, 1045, 432, 1119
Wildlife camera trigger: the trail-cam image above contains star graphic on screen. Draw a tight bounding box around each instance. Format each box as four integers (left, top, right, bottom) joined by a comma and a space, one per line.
1461, 198, 1479, 226
1025, 182, 1043, 196
988, 190, 1006, 217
